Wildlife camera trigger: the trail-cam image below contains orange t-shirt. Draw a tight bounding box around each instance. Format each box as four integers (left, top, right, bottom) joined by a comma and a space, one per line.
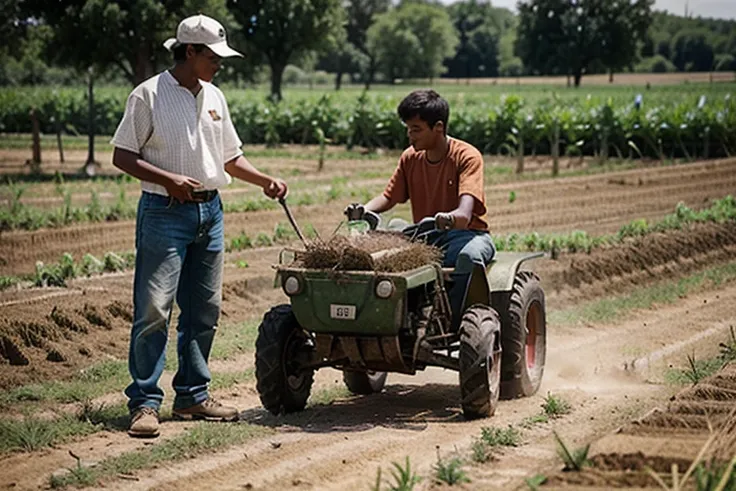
383, 137, 488, 231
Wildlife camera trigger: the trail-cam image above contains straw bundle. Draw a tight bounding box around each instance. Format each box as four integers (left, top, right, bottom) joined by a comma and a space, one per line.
298, 232, 442, 272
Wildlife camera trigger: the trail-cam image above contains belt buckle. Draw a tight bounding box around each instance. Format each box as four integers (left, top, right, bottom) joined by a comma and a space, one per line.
191, 190, 215, 202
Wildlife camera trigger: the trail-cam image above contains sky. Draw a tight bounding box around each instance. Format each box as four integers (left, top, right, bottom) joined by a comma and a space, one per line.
437, 0, 736, 20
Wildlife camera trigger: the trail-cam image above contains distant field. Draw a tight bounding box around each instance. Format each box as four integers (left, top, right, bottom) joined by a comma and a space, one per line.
423, 71, 736, 86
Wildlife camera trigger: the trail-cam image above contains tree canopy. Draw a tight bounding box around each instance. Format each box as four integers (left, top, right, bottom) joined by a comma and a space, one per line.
227, 0, 345, 100
516, 0, 654, 87
366, 2, 458, 83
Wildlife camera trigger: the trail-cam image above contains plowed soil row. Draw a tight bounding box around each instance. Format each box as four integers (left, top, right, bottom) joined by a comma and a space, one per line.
543, 364, 736, 490
2, 158, 735, 275
1, 158, 735, 491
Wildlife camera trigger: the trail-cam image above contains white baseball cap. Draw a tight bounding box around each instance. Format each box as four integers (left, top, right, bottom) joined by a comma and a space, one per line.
164, 15, 243, 58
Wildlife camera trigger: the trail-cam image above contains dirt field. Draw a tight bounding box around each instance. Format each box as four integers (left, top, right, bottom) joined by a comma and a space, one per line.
1, 156, 735, 490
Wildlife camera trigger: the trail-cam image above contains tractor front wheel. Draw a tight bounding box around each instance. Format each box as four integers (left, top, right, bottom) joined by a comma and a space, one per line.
342, 370, 388, 395
255, 305, 314, 415
459, 304, 502, 419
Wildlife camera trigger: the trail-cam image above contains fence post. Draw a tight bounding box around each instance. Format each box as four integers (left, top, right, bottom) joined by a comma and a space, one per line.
29, 108, 42, 172
516, 133, 524, 174
55, 115, 64, 164
551, 119, 560, 177
84, 67, 100, 176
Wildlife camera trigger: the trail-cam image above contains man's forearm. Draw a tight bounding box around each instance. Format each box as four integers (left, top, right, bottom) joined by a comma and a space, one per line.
448, 194, 476, 229
224, 155, 272, 187
365, 194, 393, 214
112, 148, 173, 187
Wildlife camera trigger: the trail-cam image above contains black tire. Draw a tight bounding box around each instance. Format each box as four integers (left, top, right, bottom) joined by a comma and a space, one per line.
342, 370, 388, 395
255, 304, 314, 415
500, 271, 546, 400
459, 304, 502, 419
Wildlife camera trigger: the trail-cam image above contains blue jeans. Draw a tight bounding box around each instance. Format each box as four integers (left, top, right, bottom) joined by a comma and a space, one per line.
126, 192, 224, 413
428, 229, 496, 328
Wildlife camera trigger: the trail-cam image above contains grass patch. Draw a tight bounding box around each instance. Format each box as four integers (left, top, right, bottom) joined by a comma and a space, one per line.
480, 426, 522, 447
307, 386, 352, 407
471, 425, 522, 463
549, 261, 736, 326
665, 327, 736, 386
520, 413, 550, 428
0, 400, 129, 454
665, 354, 724, 386
541, 393, 572, 418
0, 360, 129, 407
209, 321, 259, 361
553, 430, 591, 472
210, 369, 255, 391
49, 421, 271, 488
372, 457, 421, 491
0, 414, 95, 453
433, 449, 470, 485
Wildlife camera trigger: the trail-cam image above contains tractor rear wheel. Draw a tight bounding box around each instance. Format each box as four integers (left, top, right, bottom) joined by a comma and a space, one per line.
255, 305, 314, 415
342, 370, 387, 395
500, 271, 546, 399
459, 304, 502, 419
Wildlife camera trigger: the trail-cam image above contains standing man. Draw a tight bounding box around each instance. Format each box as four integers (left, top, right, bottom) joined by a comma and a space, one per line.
350, 89, 495, 329
111, 14, 287, 438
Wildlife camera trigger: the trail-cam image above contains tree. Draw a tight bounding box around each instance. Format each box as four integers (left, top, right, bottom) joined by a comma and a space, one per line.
670, 28, 715, 72
21, 0, 237, 85
515, 0, 653, 87
345, 0, 391, 88
228, 0, 344, 101
445, 0, 504, 79
367, 3, 458, 83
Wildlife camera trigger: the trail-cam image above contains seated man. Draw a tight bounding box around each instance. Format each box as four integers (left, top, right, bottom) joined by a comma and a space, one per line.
350, 89, 495, 328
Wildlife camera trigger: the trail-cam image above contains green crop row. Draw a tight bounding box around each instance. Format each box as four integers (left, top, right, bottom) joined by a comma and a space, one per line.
1, 85, 735, 159
494, 196, 736, 257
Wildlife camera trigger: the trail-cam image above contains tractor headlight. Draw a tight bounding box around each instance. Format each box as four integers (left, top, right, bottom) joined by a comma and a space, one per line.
283, 275, 302, 296
375, 279, 394, 299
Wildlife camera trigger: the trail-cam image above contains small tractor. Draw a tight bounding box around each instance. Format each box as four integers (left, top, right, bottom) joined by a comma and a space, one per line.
255, 208, 546, 419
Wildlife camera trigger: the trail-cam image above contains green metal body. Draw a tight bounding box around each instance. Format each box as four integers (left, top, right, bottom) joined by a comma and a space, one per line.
277, 251, 543, 338
279, 266, 437, 336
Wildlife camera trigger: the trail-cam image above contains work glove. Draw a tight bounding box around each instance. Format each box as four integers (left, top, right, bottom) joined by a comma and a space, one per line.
401, 216, 437, 241
344, 203, 365, 221
434, 212, 455, 231
344, 203, 380, 230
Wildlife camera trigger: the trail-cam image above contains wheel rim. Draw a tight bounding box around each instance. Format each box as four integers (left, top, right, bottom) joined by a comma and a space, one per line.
525, 300, 543, 370
283, 331, 308, 391
489, 347, 502, 397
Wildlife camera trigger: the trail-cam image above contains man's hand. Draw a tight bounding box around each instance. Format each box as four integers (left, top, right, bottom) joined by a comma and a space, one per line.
344, 203, 365, 221
264, 178, 288, 199
166, 174, 203, 203
435, 212, 455, 231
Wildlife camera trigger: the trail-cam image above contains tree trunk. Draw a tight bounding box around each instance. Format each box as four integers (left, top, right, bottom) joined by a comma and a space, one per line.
134, 43, 155, 85
609, 69, 614, 84
334, 70, 343, 91
573, 70, 582, 88
364, 58, 376, 91
270, 61, 285, 102
86, 69, 95, 166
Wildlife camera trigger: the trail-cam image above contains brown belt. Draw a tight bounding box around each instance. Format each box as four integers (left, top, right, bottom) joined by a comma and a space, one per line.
188, 190, 219, 203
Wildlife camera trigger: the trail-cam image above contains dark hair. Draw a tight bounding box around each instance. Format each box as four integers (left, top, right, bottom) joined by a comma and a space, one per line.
173, 43, 206, 63
397, 89, 449, 133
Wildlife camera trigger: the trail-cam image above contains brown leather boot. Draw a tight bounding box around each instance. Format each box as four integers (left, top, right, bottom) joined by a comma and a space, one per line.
128, 407, 159, 438
173, 398, 239, 422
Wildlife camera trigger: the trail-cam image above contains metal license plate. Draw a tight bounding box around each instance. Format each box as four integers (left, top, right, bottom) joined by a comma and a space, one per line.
330, 304, 356, 320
